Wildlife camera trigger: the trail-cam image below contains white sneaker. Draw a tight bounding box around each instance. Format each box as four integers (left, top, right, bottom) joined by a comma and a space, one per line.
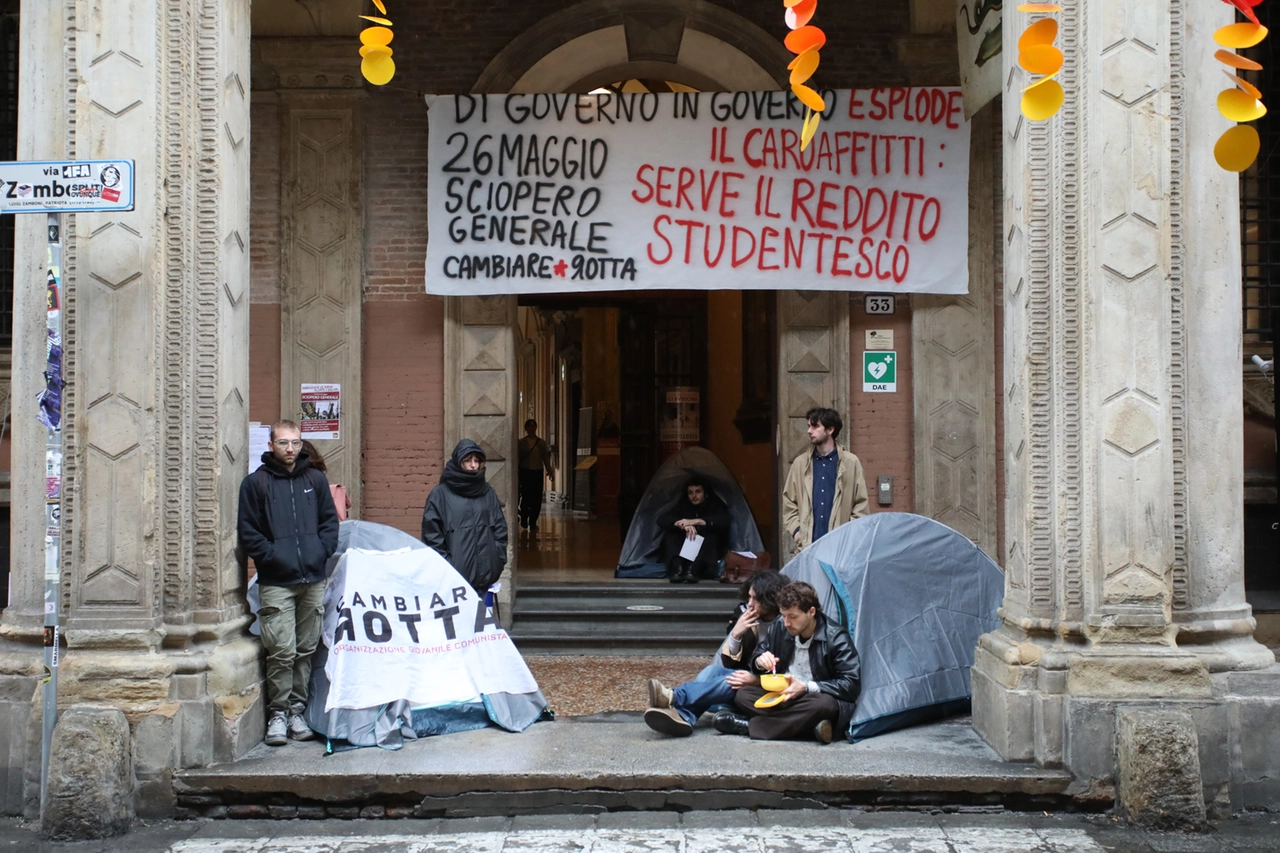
265, 710, 287, 746
288, 702, 315, 741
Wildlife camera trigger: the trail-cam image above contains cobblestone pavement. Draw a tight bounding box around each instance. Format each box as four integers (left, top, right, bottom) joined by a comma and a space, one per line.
3, 811, 1280, 853
524, 655, 710, 715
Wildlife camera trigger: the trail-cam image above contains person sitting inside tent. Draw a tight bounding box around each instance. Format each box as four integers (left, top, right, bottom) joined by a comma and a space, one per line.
643, 570, 788, 736
714, 581, 860, 744
658, 475, 730, 583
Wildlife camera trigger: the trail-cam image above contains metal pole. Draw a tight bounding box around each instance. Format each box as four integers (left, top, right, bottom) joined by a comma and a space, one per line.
39, 211, 62, 807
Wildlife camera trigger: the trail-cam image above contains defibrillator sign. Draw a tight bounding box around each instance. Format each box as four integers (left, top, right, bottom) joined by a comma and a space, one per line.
863, 351, 897, 393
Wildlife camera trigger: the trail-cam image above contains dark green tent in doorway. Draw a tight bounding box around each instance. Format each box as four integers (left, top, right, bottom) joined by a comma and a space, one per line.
781, 512, 1004, 742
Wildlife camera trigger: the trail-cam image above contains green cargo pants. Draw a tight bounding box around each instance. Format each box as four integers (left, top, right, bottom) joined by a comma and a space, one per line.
258, 580, 326, 712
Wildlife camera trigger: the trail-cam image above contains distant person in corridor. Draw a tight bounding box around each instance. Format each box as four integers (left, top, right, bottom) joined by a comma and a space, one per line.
237, 420, 340, 747
517, 419, 554, 532
782, 407, 868, 552
422, 439, 509, 600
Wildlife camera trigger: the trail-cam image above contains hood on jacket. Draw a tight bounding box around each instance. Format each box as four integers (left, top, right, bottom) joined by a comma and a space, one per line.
441, 439, 489, 498
259, 449, 312, 478
451, 439, 486, 466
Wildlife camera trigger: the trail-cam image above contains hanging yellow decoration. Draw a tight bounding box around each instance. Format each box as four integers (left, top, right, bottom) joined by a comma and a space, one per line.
358, 4, 396, 86
1017, 9, 1064, 120
1214, 1, 1267, 171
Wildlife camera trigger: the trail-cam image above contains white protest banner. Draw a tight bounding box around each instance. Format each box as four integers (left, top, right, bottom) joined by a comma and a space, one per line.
425, 90, 970, 296
323, 548, 539, 712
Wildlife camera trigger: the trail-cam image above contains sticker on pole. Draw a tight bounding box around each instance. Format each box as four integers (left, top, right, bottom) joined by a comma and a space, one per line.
863, 351, 897, 393
0, 160, 135, 213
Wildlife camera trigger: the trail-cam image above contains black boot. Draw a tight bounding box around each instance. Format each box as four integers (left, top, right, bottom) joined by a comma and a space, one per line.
713, 711, 751, 737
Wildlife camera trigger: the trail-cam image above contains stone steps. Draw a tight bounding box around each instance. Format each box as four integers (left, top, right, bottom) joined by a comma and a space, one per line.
172, 715, 1088, 819
508, 581, 742, 655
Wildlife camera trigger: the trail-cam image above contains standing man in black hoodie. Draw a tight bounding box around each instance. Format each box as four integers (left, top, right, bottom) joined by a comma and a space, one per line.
237, 420, 340, 747
422, 439, 509, 601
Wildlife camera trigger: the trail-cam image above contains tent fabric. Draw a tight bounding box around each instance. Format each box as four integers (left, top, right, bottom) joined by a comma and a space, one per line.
616, 446, 765, 578
781, 512, 1004, 742
301, 519, 546, 751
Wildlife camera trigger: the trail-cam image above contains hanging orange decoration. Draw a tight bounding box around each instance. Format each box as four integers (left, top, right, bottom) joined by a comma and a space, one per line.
1214, 1, 1267, 171
789, 48, 820, 86
357, 2, 396, 85
786, 0, 818, 29
1216, 48, 1264, 70
778, 1, 827, 152
784, 26, 827, 54
1017, 18, 1058, 52
1018, 44, 1064, 75
1224, 69, 1264, 99
1216, 125, 1262, 171
1216, 22, 1269, 48
1017, 8, 1064, 120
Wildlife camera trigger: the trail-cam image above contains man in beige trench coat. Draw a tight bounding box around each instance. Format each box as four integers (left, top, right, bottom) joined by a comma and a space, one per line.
781, 407, 869, 552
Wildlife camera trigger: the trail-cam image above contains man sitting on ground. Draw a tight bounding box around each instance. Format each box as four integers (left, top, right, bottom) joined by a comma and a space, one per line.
643, 570, 789, 737
658, 475, 731, 583
713, 581, 860, 744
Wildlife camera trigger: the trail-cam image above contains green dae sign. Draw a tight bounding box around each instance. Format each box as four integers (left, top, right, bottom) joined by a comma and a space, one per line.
862, 351, 897, 393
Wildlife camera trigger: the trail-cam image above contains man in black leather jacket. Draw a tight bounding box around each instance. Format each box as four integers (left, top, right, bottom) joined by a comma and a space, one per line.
714, 581, 860, 744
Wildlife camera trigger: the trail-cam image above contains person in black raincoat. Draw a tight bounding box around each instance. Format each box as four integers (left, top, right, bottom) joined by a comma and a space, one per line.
421, 439, 509, 597
657, 475, 731, 583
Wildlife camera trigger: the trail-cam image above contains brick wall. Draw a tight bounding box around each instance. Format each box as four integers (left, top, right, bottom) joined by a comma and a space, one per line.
361, 299, 445, 534
850, 298, 915, 513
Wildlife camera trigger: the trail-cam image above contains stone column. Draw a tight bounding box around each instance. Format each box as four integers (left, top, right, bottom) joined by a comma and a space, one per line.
973, 0, 1279, 810
0, 0, 257, 820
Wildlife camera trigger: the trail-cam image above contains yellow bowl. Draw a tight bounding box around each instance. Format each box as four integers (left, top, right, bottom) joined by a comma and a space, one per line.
760, 674, 789, 692
754, 691, 787, 709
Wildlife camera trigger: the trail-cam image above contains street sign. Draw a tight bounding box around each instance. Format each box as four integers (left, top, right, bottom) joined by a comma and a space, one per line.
863, 350, 897, 393
0, 159, 135, 213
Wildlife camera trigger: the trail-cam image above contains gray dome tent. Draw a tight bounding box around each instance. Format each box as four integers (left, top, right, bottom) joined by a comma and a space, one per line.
616, 446, 765, 578
782, 512, 1003, 741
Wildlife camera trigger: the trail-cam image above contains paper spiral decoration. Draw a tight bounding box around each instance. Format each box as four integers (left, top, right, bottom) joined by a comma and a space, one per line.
1214, 0, 1267, 172
359, 0, 396, 86
1016, 4, 1064, 121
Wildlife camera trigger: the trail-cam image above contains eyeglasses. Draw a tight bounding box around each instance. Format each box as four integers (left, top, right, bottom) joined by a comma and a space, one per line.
273, 439, 303, 448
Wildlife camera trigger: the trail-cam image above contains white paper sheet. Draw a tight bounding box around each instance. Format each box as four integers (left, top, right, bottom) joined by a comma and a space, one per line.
679, 534, 704, 562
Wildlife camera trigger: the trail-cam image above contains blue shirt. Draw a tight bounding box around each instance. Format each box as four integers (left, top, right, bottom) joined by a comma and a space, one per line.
810, 447, 839, 542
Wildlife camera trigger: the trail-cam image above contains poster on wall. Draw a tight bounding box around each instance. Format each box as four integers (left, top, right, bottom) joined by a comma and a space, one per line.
659, 387, 700, 458
248, 422, 272, 475
425, 90, 970, 296
300, 384, 341, 441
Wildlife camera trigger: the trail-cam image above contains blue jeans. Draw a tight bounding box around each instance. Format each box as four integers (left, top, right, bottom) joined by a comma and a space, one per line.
672, 663, 737, 726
